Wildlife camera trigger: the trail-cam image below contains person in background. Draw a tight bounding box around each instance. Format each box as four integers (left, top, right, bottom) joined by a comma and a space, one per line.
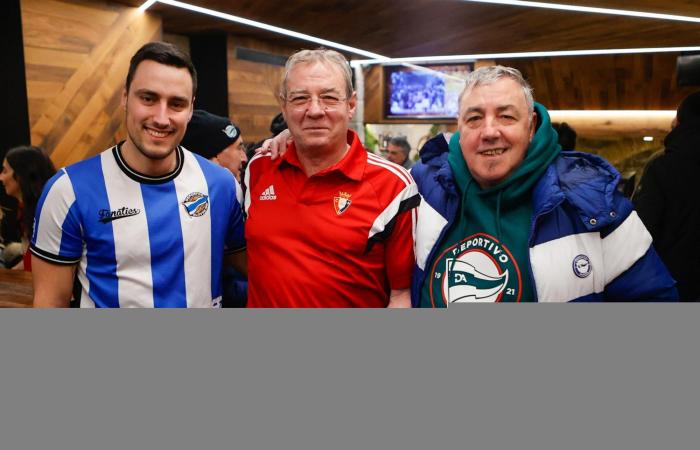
181, 110, 248, 185
633, 91, 700, 300
412, 65, 677, 305
244, 48, 419, 308
269, 112, 288, 138
0, 170, 22, 256
552, 122, 577, 151
385, 136, 414, 170
181, 109, 248, 307
248, 112, 289, 161
0, 146, 56, 271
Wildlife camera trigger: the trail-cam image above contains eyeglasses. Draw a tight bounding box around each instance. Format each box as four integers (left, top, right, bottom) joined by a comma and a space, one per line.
285, 93, 347, 110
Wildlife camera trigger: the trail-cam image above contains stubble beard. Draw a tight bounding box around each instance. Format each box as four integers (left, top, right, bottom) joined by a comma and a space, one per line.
126, 126, 177, 162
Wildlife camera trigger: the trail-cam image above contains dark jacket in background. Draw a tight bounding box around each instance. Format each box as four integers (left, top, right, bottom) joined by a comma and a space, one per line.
633, 126, 700, 300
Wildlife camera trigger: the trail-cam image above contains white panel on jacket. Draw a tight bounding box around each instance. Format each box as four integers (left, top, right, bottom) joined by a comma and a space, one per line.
416, 198, 448, 271
602, 211, 653, 284
530, 231, 605, 302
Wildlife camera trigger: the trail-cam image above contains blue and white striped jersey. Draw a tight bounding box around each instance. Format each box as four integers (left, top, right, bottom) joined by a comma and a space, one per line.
31, 145, 245, 308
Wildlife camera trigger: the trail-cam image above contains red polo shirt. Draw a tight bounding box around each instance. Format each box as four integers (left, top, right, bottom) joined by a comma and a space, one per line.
244, 130, 419, 307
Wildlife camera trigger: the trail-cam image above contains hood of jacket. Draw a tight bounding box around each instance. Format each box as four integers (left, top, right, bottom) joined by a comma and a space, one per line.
416, 105, 623, 232
664, 124, 700, 163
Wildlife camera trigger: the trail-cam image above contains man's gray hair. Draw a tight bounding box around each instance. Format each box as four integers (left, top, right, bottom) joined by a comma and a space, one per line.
459, 65, 534, 116
280, 49, 354, 100
388, 136, 411, 155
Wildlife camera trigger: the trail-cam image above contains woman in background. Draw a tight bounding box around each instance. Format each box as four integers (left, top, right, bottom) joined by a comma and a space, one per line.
0, 146, 56, 271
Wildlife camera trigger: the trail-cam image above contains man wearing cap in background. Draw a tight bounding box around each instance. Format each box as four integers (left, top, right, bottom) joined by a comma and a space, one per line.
182, 110, 248, 188
182, 109, 249, 307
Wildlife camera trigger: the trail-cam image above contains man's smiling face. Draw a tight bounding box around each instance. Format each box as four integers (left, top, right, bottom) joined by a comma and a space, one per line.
458, 77, 536, 188
122, 59, 194, 164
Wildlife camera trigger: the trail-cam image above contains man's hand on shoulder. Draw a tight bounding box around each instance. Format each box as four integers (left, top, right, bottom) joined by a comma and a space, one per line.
255, 129, 292, 160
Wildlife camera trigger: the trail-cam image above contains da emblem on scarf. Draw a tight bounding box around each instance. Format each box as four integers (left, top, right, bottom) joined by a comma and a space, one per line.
333, 191, 352, 215
428, 233, 522, 304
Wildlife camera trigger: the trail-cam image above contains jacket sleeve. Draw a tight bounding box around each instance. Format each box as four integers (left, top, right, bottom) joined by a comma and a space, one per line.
603, 193, 678, 301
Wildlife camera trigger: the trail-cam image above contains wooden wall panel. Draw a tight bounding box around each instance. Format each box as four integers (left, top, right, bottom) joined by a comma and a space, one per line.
362, 52, 697, 138
363, 65, 383, 124
226, 36, 297, 145
500, 53, 697, 111
22, 0, 162, 168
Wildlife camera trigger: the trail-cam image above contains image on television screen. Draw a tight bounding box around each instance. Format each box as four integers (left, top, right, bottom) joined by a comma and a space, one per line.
384, 63, 473, 119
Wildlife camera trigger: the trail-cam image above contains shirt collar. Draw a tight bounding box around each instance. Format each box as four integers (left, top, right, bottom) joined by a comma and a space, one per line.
113, 141, 184, 184
280, 130, 366, 181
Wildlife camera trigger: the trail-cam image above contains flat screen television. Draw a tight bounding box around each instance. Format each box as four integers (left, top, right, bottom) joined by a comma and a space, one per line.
383, 63, 473, 120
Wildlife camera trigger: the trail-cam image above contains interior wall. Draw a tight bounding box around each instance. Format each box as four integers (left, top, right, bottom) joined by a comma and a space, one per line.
499, 53, 695, 111
226, 36, 297, 145
22, 0, 162, 168
360, 55, 691, 174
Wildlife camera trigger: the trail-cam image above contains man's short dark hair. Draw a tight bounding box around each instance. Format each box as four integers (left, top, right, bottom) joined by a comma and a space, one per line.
126, 41, 197, 96
388, 136, 411, 155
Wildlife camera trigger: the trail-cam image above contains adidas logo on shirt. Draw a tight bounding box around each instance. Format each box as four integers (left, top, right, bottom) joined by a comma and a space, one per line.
260, 185, 277, 200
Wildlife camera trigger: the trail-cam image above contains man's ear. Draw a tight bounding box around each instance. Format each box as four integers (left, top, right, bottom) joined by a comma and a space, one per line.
279, 94, 289, 123
347, 91, 357, 119
188, 98, 195, 122
121, 87, 127, 110
530, 111, 538, 140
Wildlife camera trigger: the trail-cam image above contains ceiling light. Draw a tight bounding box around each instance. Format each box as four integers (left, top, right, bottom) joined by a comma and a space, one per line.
138, 0, 157, 11
643, 136, 654, 142
549, 110, 676, 118
459, 0, 700, 24
139, 1, 700, 68
139, 0, 390, 60
351, 46, 700, 66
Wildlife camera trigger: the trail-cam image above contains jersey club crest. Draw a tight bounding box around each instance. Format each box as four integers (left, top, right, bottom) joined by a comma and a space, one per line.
182, 192, 209, 217
333, 191, 352, 215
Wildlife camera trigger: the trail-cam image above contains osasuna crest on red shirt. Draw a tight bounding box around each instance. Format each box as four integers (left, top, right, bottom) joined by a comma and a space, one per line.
333, 191, 352, 215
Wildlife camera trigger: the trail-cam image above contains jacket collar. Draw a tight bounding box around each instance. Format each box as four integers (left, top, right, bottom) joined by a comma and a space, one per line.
419, 133, 459, 197
533, 151, 620, 230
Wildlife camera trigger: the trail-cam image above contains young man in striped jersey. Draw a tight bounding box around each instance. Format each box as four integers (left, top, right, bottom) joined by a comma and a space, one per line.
244, 49, 419, 307
31, 42, 246, 308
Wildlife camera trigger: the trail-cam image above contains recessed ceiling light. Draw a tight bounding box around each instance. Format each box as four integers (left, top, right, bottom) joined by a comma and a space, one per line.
138, 0, 390, 60
138, 0, 157, 11
140, 1, 700, 66
549, 110, 676, 118
351, 46, 700, 66
459, 0, 700, 24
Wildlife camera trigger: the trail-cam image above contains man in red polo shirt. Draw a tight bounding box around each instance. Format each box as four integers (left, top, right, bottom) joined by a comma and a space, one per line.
244, 49, 419, 308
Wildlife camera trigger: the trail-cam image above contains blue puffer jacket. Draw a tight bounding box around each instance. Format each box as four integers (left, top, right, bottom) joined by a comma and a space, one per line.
411, 134, 678, 305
